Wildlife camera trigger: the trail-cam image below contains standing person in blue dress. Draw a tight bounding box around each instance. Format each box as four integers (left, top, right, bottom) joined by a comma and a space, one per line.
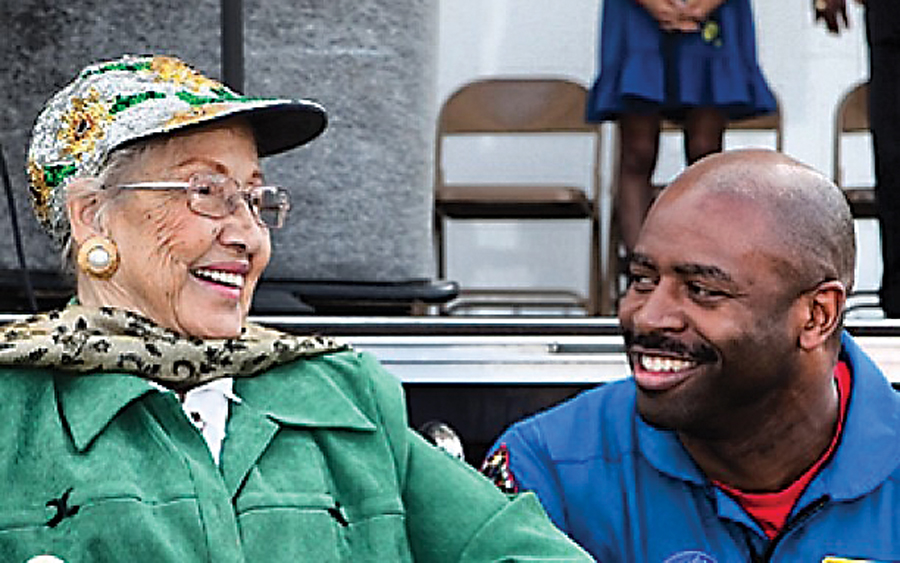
589, 0, 778, 251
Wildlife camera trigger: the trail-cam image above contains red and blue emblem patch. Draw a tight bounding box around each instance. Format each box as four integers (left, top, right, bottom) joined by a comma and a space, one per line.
480, 444, 519, 494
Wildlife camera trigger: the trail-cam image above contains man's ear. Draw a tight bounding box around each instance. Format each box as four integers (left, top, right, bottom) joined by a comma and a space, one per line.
798, 280, 846, 351
65, 179, 107, 246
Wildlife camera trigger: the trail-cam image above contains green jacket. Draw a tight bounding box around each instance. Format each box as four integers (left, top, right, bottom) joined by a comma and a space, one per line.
0, 349, 591, 562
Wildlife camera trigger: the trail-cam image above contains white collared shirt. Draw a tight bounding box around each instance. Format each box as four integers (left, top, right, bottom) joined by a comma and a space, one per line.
151, 378, 241, 465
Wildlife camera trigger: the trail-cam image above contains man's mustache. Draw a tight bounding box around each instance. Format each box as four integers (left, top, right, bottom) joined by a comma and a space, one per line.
622, 330, 718, 364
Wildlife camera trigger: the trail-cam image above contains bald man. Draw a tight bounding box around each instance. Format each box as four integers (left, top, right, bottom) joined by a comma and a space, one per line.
481, 149, 900, 561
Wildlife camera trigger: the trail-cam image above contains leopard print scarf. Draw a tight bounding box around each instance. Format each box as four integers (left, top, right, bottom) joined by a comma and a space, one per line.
0, 305, 348, 391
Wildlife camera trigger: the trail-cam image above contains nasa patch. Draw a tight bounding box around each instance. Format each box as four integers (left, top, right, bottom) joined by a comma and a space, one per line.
663, 551, 717, 563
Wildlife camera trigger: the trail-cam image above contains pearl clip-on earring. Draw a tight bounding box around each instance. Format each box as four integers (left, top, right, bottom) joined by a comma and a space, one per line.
76, 236, 119, 279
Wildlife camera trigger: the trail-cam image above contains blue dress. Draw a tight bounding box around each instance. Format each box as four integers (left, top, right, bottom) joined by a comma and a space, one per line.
587, 0, 777, 122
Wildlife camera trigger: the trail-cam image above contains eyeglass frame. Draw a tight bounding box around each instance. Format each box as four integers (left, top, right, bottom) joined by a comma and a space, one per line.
114, 173, 292, 229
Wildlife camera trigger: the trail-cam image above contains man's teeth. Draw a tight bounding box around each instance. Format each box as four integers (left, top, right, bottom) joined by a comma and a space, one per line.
640, 355, 695, 373
194, 268, 245, 288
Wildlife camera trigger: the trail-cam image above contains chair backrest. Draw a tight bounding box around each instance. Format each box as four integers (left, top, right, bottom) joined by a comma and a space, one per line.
832, 81, 869, 186
434, 77, 599, 197
438, 78, 594, 134
433, 78, 612, 314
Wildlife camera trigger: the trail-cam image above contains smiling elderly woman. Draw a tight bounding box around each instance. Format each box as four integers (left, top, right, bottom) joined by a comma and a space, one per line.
0, 55, 590, 562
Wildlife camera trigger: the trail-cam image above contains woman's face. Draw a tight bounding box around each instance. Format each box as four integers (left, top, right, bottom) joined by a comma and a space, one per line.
90, 120, 271, 338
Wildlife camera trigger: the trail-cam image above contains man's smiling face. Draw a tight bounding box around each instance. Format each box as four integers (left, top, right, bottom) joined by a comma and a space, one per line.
618, 185, 808, 439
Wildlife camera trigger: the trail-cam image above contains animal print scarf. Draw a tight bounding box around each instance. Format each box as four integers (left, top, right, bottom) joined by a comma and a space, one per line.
0, 305, 347, 391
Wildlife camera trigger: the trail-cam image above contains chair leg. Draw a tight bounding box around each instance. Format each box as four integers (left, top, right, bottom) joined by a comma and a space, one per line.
434, 213, 446, 280
589, 215, 601, 316
602, 214, 623, 316
433, 214, 450, 315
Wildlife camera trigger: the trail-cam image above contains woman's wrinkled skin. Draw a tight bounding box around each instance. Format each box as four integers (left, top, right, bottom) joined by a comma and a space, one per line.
68, 119, 271, 339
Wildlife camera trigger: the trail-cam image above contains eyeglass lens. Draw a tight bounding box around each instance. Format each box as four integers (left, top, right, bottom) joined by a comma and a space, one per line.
188, 175, 290, 228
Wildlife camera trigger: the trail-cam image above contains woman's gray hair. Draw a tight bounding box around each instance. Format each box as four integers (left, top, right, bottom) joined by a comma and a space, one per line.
60, 139, 160, 273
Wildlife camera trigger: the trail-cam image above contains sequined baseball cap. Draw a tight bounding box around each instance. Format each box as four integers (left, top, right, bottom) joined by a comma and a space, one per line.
27, 54, 327, 247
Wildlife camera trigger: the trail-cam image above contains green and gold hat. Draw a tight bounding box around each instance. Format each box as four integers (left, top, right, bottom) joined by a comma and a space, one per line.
27, 54, 327, 247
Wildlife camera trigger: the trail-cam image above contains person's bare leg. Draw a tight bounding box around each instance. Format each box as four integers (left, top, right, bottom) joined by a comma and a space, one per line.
617, 112, 661, 251
683, 106, 727, 164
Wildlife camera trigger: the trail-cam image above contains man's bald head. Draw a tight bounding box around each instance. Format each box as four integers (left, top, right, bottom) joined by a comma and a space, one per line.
649, 149, 856, 295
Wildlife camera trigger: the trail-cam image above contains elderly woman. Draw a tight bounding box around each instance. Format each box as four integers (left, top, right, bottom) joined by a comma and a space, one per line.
0, 55, 590, 562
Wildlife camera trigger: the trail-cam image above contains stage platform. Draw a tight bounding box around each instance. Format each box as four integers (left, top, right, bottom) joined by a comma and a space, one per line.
3, 314, 898, 464
254, 316, 900, 463
245, 315, 900, 384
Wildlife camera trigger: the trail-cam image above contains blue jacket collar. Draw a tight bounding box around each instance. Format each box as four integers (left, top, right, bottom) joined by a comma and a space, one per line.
637, 418, 706, 485
805, 332, 900, 501
638, 332, 900, 500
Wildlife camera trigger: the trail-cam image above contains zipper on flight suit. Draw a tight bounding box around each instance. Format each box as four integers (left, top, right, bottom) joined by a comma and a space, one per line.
745, 495, 830, 562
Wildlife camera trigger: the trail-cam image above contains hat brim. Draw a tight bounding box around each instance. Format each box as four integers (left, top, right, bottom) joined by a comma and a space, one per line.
118, 98, 328, 159
242, 100, 328, 157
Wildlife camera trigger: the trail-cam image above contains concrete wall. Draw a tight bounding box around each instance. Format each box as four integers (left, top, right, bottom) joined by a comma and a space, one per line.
244, 0, 437, 281
0, 0, 436, 282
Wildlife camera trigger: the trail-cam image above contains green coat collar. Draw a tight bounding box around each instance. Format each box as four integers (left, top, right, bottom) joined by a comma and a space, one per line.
55, 373, 154, 452
55, 355, 375, 454
236, 359, 376, 432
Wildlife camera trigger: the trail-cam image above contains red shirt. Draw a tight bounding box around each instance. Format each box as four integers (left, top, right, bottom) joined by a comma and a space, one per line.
714, 361, 851, 539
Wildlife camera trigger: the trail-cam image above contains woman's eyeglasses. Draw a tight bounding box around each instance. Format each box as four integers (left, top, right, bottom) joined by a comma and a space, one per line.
116, 173, 291, 229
